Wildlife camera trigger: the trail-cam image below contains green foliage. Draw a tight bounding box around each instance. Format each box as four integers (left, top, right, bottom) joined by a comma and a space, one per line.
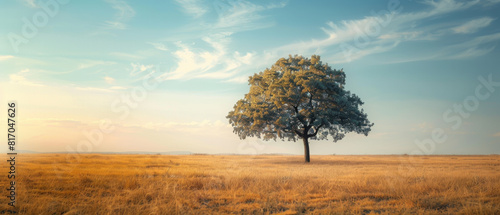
227, 55, 373, 142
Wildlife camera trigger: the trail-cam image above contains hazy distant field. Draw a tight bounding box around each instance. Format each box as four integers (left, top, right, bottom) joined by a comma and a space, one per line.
1, 154, 499, 214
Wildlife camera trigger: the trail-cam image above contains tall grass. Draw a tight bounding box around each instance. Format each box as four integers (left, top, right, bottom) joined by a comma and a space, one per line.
1, 154, 499, 214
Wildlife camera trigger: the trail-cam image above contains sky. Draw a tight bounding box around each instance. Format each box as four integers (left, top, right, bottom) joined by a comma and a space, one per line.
0, 0, 499, 155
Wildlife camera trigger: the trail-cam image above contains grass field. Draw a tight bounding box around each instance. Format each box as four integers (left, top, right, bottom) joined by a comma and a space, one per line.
1, 154, 499, 214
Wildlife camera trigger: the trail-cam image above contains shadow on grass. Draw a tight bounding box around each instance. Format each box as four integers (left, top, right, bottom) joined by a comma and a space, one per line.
263, 157, 396, 166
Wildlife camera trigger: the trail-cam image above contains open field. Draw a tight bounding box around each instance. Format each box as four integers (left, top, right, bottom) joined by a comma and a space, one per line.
1, 154, 499, 214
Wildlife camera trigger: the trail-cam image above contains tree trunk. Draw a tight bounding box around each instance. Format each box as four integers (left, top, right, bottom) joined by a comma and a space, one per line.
303, 137, 310, 163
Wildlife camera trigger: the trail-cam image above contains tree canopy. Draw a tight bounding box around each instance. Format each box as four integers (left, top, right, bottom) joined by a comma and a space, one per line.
227, 55, 373, 162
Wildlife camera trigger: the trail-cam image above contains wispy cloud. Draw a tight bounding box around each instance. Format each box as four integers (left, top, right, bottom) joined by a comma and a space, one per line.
9, 69, 44, 87
23, 118, 88, 128
389, 32, 500, 63
104, 76, 115, 84
0, 55, 15, 61
452, 17, 495, 34
123, 119, 230, 132
104, 0, 136, 30
175, 0, 286, 34
160, 1, 284, 81
493, 132, 500, 137
328, 41, 401, 64
223, 76, 249, 84
484, 0, 500, 6
104, 21, 127, 30
130, 63, 154, 76
8, 67, 125, 91
378, 31, 436, 41
159, 35, 227, 80
20, 0, 37, 8
445, 44, 496, 60
175, 0, 207, 18
77, 60, 116, 70
211, 0, 285, 32
148, 42, 168, 51
158, 33, 254, 81
273, 0, 487, 63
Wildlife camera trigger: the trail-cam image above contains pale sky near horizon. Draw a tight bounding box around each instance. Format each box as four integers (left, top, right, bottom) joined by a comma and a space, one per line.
1, 0, 499, 155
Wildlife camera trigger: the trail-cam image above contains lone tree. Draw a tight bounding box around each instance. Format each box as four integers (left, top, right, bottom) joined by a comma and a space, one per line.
227, 55, 373, 162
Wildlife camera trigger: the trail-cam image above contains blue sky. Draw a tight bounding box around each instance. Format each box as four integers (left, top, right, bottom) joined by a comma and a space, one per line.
0, 0, 499, 155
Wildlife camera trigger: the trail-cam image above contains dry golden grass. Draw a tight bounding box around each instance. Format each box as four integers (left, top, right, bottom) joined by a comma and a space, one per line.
1, 154, 499, 214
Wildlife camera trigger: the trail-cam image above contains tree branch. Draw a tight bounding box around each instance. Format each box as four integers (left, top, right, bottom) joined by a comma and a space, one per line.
294, 129, 304, 138
308, 124, 324, 138
293, 105, 307, 127
308, 92, 313, 107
